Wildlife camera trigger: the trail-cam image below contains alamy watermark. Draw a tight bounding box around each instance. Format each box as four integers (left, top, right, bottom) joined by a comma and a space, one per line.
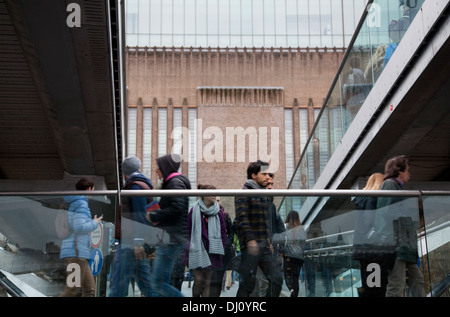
66, 3, 81, 28
170, 119, 280, 173
66, 263, 81, 288
366, 263, 382, 288
366, 3, 382, 28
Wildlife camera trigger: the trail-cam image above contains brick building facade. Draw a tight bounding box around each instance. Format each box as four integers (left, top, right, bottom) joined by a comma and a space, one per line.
125, 46, 345, 213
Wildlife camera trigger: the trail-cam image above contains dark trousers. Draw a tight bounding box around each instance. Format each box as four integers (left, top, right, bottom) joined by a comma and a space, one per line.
283, 256, 304, 297
236, 246, 283, 297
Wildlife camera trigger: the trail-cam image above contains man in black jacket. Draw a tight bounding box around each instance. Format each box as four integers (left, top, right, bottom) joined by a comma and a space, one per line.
147, 154, 191, 297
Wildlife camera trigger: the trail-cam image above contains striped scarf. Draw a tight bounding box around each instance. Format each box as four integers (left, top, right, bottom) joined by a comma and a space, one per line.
188, 199, 224, 269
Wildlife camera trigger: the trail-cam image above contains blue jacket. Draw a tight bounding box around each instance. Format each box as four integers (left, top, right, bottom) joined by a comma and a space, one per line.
121, 172, 154, 246
60, 195, 98, 259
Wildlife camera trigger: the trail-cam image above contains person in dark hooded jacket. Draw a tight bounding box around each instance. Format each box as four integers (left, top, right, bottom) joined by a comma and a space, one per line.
147, 153, 191, 297
148, 154, 191, 243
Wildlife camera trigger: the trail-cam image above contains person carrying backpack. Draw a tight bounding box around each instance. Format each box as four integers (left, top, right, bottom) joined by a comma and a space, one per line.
111, 156, 156, 297
59, 177, 102, 297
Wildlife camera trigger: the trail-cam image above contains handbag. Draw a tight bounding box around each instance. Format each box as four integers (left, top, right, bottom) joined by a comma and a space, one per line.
282, 227, 305, 259
284, 241, 304, 259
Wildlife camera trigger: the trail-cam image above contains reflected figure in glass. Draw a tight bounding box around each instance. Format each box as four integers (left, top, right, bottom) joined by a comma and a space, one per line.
147, 154, 192, 297
59, 177, 102, 297
352, 172, 391, 297
378, 155, 426, 297
273, 210, 306, 297
111, 156, 155, 297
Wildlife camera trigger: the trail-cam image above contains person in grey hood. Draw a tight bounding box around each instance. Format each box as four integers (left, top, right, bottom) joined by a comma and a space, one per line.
147, 153, 191, 297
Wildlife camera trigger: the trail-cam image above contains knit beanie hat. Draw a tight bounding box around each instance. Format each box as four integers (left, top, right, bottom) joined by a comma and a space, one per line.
122, 156, 141, 176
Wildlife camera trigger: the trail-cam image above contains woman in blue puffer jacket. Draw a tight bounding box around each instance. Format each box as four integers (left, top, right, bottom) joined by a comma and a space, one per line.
59, 178, 103, 297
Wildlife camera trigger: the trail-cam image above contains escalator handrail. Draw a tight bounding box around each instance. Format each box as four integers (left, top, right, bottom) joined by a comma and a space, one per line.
0, 271, 27, 297
429, 274, 450, 297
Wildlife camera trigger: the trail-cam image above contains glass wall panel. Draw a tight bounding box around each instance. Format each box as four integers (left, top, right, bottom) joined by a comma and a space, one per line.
173, 0, 185, 39
185, 0, 196, 36
111, 191, 434, 297
207, 0, 219, 47
288, 0, 425, 190
138, 0, 150, 35
281, 192, 432, 297
264, 0, 276, 41
125, 0, 369, 48
2, 191, 449, 297
126, 0, 138, 34
218, 0, 231, 40
253, 0, 265, 36
320, 0, 333, 47
161, 0, 174, 37
422, 195, 450, 296
196, 0, 208, 47
241, 0, 253, 38
0, 193, 117, 297
150, 0, 162, 45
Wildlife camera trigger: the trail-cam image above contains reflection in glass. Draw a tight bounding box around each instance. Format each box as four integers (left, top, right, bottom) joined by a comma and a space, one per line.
288, 0, 425, 191
0, 194, 116, 297
1, 191, 449, 297
421, 196, 450, 296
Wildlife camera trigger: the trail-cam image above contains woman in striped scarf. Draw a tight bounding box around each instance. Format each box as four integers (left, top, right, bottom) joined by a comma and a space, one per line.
185, 184, 226, 297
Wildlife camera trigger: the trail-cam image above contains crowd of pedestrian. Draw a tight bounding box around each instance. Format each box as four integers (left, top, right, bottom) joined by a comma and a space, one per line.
60, 154, 426, 297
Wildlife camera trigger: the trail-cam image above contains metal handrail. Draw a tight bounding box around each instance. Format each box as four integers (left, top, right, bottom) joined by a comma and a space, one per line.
120, 189, 425, 197
429, 274, 450, 297
304, 244, 354, 256
0, 190, 119, 197
1, 189, 449, 197
0, 271, 27, 297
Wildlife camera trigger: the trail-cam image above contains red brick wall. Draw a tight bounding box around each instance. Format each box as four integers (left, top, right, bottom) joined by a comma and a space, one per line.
126, 47, 344, 108
125, 47, 345, 214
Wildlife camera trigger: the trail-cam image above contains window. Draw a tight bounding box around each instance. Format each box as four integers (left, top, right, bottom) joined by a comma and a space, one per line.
158, 108, 167, 156
142, 108, 152, 177
127, 108, 137, 156
285, 109, 295, 187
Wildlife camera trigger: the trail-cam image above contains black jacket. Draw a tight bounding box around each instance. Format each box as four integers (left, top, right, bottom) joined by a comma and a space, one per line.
149, 174, 191, 244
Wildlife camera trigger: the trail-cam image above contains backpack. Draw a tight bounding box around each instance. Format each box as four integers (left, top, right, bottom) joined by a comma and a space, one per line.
55, 209, 72, 239
125, 180, 154, 203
